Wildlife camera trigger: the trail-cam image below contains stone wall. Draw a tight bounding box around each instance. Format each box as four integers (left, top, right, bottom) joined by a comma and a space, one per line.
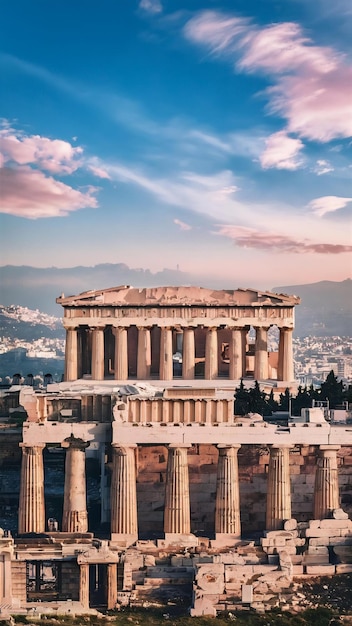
61, 561, 80, 600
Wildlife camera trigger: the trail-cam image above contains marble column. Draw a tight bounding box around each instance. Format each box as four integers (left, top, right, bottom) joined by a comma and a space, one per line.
113, 327, 128, 380
18, 444, 45, 534
107, 563, 118, 610
254, 327, 269, 381
79, 563, 89, 609
266, 445, 292, 531
229, 328, 243, 380
314, 446, 340, 519
215, 445, 241, 539
64, 326, 78, 382
91, 327, 105, 380
278, 327, 294, 382
164, 445, 191, 535
205, 327, 218, 380
137, 326, 151, 379
159, 327, 173, 380
62, 436, 89, 533
110, 445, 138, 542
182, 327, 195, 379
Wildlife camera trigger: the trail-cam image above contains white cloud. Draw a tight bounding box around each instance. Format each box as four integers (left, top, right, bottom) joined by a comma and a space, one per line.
313, 159, 334, 175
308, 195, 352, 217
260, 131, 304, 170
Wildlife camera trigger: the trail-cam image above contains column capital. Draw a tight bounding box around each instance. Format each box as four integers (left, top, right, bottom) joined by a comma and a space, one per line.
318, 445, 341, 452
112, 443, 137, 451
19, 443, 45, 451
168, 443, 192, 450
62, 435, 90, 451
217, 444, 241, 451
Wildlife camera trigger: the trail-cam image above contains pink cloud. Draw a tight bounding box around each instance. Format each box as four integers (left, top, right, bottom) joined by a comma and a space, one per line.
216, 225, 352, 254
184, 12, 352, 144
0, 125, 82, 173
0, 166, 98, 219
260, 131, 304, 170
173, 218, 192, 231
88, 164, 112, 180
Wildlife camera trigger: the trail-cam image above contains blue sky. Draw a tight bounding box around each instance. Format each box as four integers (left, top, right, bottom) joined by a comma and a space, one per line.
0, 0, 351, 290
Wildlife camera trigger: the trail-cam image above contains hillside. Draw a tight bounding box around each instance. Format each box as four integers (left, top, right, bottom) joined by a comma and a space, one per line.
274, 279, 352, 337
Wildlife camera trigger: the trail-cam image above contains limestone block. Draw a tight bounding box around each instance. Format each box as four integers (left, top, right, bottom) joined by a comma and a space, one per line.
305, 565, 335, 575
308, 520, 321, 529
308, 545, 329, 554
333, 546, 352, 562
320, 519, 351, 529
333, 508, 349, 520
336, 564, 352, 573
196, 564, 225, 593
303, 554, 330, 565
190, 597, 217, 617
144, 555, 156, 567
305, 528, 333, 538
292, 565, 304, 575
242, 584, 253, 603
284, 519, 298, 531
225, 565, 253, 582
217, 553, 245, 565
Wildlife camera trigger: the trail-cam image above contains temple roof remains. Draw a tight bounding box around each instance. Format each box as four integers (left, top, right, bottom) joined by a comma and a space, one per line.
56, 286, 300, 307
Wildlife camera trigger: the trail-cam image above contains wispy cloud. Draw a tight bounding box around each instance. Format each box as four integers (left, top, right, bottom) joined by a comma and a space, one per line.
215, 224, 352, 254
184, 11, 352, 151
308, 195, 352, 217
312, 159, 334, 175
260, 131, 304, 170
173, 218, 192, 231
139, 0, 162, 14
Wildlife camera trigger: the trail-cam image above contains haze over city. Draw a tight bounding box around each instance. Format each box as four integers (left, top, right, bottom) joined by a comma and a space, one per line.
1, 0, 351, 291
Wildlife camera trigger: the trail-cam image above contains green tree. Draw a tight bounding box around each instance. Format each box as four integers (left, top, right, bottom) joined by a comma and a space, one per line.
320, 369, 344, 408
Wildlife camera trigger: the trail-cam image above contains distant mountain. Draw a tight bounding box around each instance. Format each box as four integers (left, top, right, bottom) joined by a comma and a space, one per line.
273, 279, 352, 337
0, 264, 204, 316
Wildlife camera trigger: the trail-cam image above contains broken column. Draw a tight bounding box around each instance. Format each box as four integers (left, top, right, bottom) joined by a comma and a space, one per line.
18, 443, 46, 534
62, 436, 89, 533
266, 444, 292, 531
164, 445, 191, 537
314, 445, 340, 519
110, 445, 138, 544
214, 444, 241, 543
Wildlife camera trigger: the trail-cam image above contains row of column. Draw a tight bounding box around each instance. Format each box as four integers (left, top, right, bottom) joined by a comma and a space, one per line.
65, 325, 294, 382
18, 442, 340, 536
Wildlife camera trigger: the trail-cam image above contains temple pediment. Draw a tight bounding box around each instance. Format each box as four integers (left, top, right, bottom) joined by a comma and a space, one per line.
57, 285, 300, 307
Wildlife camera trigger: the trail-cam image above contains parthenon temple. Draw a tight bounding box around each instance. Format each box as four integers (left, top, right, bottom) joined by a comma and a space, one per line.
58, 285, 299, 383
1, 285, 351, 617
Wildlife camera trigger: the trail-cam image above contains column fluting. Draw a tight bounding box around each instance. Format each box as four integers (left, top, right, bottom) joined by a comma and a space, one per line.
314, 445, 340, 519
114, 327, 128, 380
182, 328, 195, 379
229, 328, 243, 380
215, 445, 241, 537
254, 327, 269, 381
164, 445, 191, 534
137, 326, 151, 379
159, 327, 173, 380
91, 327, 105, 380
205, 327, 218, 380
64, 327, 78, 382
278, 327, 294, 382
266, 445, 292, 530
62, 436, 89, 533
110, 445, 138, 537
18, 444, 46, 534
